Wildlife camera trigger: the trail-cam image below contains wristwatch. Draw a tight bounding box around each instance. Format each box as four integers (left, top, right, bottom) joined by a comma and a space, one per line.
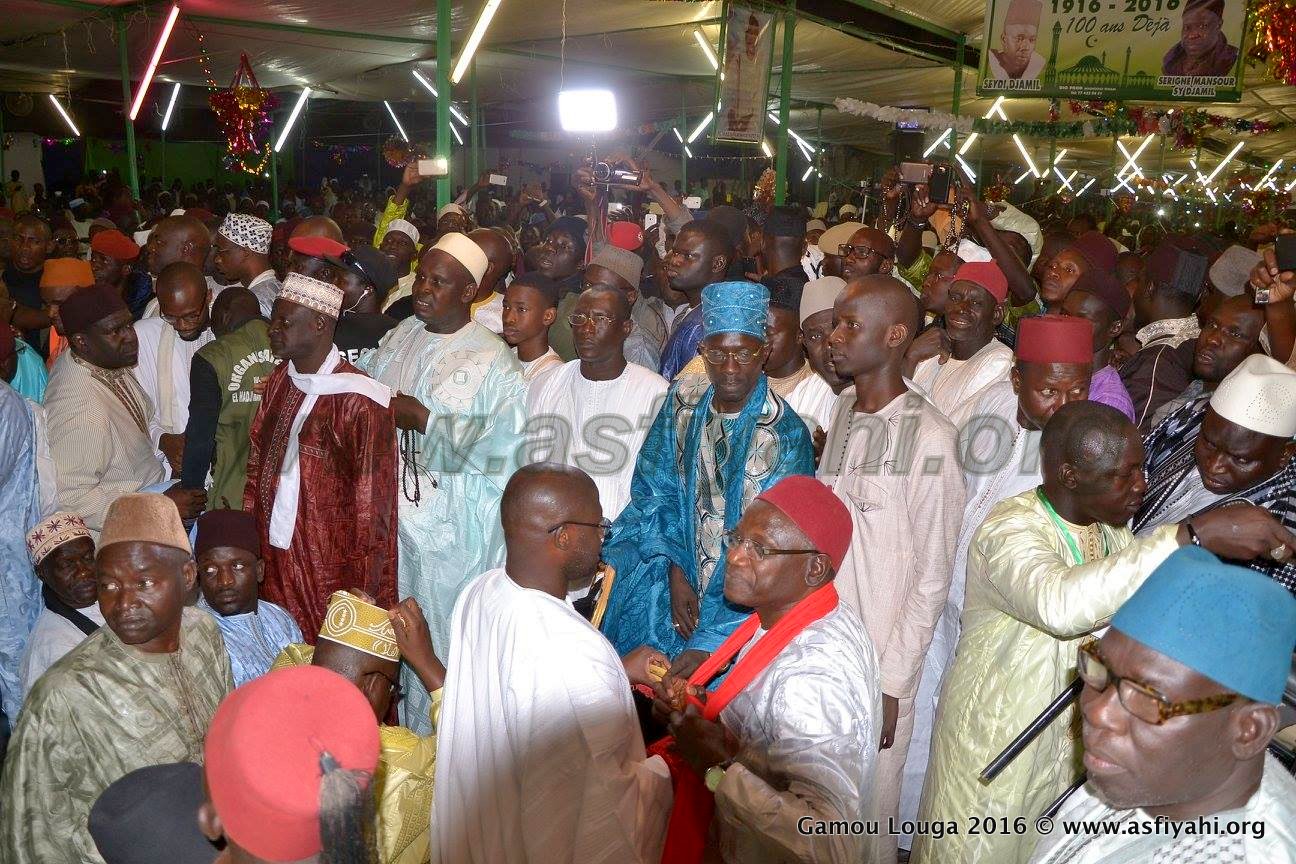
704, 764, 728, 792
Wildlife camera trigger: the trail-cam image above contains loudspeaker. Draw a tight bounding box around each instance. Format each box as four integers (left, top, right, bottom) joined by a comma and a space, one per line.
892, 128, 926, 163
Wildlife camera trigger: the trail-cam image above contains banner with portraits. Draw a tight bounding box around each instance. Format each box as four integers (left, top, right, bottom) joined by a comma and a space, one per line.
977, 0, 1245, 103
714, 4, 776, 144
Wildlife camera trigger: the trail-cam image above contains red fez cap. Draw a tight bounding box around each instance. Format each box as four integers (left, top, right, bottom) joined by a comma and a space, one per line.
0, 325, 14, 362
60, 284, 129, 336
195, 509, 260, 558
39, 258, 95, 290
953, 261, 1009, 303
204, 666, 380, 862
754, 475, 852, 571
1070, 230, 1118, 274
89, 229, 141, 262
607, 220, 644, 252
1072, 266, 1130, 319
288, 235, 349, 259
1017, 315, 1093, 365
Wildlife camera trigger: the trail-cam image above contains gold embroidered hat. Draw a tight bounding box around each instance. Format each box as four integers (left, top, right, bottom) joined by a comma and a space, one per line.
318, 591, 400, 661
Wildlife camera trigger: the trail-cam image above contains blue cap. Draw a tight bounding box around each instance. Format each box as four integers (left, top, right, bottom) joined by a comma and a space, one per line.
702, 280, 769, 341
1111, 546, 1296, 704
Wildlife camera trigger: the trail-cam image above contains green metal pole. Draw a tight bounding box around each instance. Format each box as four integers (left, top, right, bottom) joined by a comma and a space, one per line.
815, 106, 823, 203
775, 4, 796, 205
950, 35, 965, 156
115, 13, 140, 200
435, 0, 451, 209
469, 61, 480, 183
1048, 136, 1056, 191
161, 130, 165, 190
270, 148, 279, 222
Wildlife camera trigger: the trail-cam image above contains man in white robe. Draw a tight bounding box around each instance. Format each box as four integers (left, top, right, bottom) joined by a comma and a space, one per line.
658, 475, 880, 863
133, 261, 215, 471
360, 232, 527, 733
526, 285, 668, 520
818, 275, 963, 859
906, 261, 1014, 422
785, 275, 850, 435
898, 315, 1096, 843
434, 464, 672, 864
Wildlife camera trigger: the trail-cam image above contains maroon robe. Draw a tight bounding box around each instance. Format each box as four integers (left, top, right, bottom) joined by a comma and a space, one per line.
243, 359, 398, 638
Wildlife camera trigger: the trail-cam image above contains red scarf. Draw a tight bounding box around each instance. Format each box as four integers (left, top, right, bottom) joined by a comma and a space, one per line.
648, 583, 839, 863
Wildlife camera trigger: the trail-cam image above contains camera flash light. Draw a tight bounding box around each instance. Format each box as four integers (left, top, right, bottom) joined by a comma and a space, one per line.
559, 89, 617, 133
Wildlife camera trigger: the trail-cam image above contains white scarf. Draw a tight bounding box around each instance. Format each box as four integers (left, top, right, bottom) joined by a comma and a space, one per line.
158, 323, 177, 432
268, 347, 393, 549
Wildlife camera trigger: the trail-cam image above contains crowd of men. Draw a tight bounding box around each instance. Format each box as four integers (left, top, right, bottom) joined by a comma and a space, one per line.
0, 153, 1294, 864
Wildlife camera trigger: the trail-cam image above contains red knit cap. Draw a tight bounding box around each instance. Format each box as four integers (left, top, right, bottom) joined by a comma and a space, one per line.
754, 475, 852, 572
1016, 314, 1093, 365
288, 235, 349, 259
953, 261, 1009, 303
89, 229, 141, 262
607, 220, 644, 252
204, 666, 380, 862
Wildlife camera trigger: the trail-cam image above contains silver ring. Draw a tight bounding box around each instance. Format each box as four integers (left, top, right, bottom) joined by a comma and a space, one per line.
1271, 544, 1290, 561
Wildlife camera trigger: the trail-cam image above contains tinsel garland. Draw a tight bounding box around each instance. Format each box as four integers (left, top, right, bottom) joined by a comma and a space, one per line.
1249, 0, 1296, 86
1067, 101, 1289, 150
834, 98, 1291, 149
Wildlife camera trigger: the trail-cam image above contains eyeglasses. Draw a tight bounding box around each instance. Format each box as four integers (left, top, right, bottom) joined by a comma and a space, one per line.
364, 669, 403, 702
839, 243, 892, 262
548, 518, 613, 537
1077, 640, 1239, 726
162, 308, 206, 328
701, 347, 761, 365
568, 312, 616, 329
722, 529, 820, 562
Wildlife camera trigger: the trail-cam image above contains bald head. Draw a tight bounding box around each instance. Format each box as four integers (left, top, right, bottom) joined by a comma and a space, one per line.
147, 215, 211, 276
468, 228, 514, 294
155, 261, 211, 340
501, 463, 598, 540
210, 286, 262, 337
829, 274, 921, 378
1042, 401, 1132, 477
290, 215, 344, 243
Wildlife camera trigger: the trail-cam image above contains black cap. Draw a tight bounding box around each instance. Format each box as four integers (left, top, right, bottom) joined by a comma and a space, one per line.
328, 246, 397, 295
763, 205, 808, 239
89, 762, 218, 864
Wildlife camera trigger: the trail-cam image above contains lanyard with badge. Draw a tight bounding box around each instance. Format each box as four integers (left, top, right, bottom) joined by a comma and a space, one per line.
1036, 488, 1107, 565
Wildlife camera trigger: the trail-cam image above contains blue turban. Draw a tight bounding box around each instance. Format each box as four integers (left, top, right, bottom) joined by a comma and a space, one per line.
702, 280, 770, 341
1112, 546, 1296, 704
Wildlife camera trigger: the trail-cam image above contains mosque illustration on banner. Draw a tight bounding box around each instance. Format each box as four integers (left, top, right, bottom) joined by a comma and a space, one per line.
1036, 21, 1230, 100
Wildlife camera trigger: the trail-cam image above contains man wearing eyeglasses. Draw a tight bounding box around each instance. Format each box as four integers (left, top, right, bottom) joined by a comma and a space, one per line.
132, 261, 215, 474
1029, 547, 1296, 863
434, 463, 672, 864
601, 280, 814, 676
838, 225, 896, 282
525, 285, 668, 523
914, 401, 1296, 864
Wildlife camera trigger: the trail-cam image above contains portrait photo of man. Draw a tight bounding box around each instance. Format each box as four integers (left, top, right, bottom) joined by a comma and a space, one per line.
988, 0, 1045, 81
1161, 0, 1239, 77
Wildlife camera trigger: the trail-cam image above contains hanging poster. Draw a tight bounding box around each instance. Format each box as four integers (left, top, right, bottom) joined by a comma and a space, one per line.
977, 0, 1246, 103
715, 4, 775, 144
